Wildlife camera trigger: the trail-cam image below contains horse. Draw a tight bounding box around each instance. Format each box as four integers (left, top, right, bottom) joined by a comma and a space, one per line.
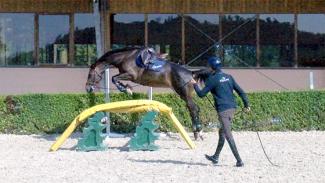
85, 46, 207, 140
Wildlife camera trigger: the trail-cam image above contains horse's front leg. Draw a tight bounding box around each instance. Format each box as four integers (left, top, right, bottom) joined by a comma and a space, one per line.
112, 73, 134, 95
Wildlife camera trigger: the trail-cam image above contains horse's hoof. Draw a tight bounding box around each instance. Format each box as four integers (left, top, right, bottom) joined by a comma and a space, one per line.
199, 130, 204, 140
126, 84, 133, 90
194, 132, 198, 140
194, 131, 204, 141
126, 88, 133, 95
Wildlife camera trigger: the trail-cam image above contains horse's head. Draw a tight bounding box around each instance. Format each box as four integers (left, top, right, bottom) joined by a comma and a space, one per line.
85, 63, 104, 93
192, 68, 212, 84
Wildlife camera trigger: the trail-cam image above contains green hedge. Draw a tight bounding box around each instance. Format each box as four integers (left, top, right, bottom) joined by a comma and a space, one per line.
0, 91, 324, 134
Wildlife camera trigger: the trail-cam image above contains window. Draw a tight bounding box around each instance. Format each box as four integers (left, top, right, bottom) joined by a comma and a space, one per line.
185, 14, 219, 66
0, 13, 34, 66
260, 14, 294, 67
298, 14, 325, 67
39, 15, 69, 64
112, 14, 144, 49
148, 14, 181, 63
223, 14, 256, 67
74, 14, 97, 66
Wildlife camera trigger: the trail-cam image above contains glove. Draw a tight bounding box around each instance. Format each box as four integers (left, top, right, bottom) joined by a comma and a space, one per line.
190, 78, 197, 84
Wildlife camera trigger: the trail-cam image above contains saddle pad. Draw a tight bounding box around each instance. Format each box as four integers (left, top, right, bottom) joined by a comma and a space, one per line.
136, 55, 166, 72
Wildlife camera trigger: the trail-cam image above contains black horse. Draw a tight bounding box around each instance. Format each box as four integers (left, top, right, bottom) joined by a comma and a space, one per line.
85, 47, 207, 140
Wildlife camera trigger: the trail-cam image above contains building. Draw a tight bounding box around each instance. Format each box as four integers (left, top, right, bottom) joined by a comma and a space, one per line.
0, 0, 324, 94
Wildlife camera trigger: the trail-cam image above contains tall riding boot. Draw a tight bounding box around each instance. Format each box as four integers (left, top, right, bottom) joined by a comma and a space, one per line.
205, 130, 225, 164
228, 139, 244, 167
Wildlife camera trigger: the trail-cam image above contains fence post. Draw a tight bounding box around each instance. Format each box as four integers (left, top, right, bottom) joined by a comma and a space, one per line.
104, 69, 111, 134
309, 71, 314, 90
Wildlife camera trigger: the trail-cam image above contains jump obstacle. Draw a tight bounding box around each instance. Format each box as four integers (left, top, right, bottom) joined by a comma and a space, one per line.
49, 100, 196, 151
76, 110, 160, 151
129, 111, 160, 151
76, 112, 107, 151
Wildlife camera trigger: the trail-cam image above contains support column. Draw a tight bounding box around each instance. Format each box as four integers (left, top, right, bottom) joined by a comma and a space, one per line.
256, 14, 260, 67
0, 16, 6, 66
102, 0, 111, 52
181, 14, 185, 64
69, 13, 75, 66
219, 14, 224, 61
94, 0, 103, 58
144, 14, 152, 100
33, 13, 39, 66
144, 14, 148, 47
105, 13, 111, 51
110, 14, 114, 50
294, 14, 298, 68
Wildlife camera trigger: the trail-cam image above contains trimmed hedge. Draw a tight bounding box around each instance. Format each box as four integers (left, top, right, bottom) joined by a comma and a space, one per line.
0, 91, 324, 134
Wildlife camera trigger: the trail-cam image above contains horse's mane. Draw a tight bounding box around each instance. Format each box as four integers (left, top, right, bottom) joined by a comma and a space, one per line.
95, 46, 142, 65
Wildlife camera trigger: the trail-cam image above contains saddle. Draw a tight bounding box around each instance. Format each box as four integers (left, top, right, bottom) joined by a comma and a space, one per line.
135, 48, 166, 72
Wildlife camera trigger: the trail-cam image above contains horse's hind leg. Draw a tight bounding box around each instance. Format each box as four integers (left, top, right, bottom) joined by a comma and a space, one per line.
186, 97, 204, 140
175, 85, 203, 140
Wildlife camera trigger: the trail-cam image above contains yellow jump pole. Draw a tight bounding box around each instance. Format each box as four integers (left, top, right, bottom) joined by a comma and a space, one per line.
167, 112, 196, 149
49, 116, 80, 151
49, 100, 196, 151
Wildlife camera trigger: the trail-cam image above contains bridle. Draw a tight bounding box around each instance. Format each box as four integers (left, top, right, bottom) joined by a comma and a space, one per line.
86, 67, 104, 89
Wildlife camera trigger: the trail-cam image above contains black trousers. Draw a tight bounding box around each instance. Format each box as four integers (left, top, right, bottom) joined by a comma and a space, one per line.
214, 108, 242, 162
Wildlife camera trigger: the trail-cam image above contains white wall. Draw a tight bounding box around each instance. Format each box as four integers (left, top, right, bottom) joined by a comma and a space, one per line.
0, 67, 324, 95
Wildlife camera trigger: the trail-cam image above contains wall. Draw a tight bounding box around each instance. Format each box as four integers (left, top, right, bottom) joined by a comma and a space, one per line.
1, 0, 325, 14
108, 0, 325, 14
0, 0, 92, 13
0, 67, 324, 95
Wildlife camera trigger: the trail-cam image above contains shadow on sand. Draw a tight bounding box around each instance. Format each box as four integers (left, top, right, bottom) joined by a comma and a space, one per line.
128, 158, 209, 166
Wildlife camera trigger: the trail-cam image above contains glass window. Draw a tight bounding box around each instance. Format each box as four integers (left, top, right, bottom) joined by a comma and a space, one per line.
74, 14, 97, 66
112, 14, 144, 49
223, 14, 256, 67
0, 13, 34, 66
185, 14, 219, 66
298, 14, 325, 67
148, 14, 181, 63
39, 15, 69, 64
260, 14, 294, 67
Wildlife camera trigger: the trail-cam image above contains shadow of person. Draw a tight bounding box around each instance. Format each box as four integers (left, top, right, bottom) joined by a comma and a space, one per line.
127, 158, 208, 166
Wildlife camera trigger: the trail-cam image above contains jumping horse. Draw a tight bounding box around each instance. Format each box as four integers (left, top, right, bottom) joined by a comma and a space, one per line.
85, 47, 206, 140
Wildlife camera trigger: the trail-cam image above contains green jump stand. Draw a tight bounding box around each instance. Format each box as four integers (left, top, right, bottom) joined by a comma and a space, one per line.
129, 111, 159, 151
77, 112, 107, 151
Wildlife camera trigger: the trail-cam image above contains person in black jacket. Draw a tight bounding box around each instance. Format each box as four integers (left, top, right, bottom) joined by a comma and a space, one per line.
191, 56, 250, 167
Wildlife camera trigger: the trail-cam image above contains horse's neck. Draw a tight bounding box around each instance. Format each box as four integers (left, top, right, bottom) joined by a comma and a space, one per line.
95, 62, 107, 73
108, 49, 139, 66
95, 48, 140, 73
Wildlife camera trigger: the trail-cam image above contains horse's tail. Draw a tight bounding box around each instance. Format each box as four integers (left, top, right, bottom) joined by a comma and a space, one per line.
192, 69, 211, 83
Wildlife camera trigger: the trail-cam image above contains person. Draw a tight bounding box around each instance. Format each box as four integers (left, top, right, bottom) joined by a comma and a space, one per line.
190, 56, 250, 167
